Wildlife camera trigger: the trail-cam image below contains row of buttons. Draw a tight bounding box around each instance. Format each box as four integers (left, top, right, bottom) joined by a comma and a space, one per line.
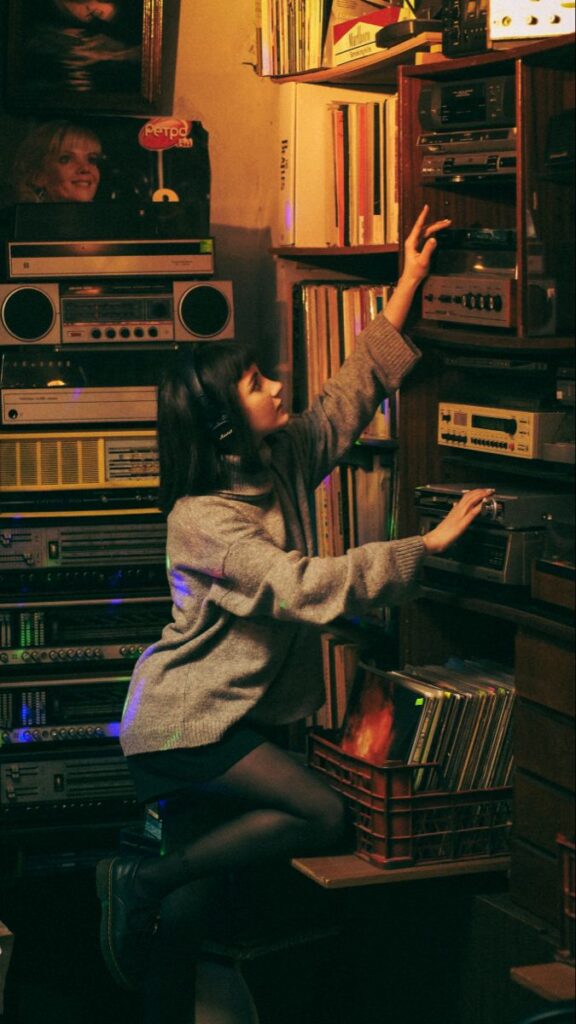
426, 293, 504, 312
470, 439, 511, 449
14, 645, 145, 663
440, 433, 511, 450
88, 327, 162, 340
2, 726, 110, 744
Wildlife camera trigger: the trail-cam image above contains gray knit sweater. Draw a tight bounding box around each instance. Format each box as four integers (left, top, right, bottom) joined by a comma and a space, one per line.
120, 314, 425, 756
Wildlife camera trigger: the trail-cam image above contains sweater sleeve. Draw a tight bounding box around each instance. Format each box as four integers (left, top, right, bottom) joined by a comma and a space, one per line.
287, 313, 421, 489
211, 521, 426, 625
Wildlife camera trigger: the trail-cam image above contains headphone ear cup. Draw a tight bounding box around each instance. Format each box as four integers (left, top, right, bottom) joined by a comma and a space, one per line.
200, 399, 236, 451
188, 359, 236, 452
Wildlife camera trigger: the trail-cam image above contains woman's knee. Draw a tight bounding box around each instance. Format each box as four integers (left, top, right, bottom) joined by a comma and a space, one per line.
312, 787, 348, 848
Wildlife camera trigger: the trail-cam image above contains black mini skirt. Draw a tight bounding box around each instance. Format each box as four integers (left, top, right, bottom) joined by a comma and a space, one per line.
126, 724, 267, 804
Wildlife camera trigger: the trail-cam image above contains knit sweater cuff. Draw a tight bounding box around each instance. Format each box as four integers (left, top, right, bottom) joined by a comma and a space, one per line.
360, 313, 421, 392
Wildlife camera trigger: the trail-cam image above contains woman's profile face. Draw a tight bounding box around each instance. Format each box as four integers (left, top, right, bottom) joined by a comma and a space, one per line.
35, 133, 102, 202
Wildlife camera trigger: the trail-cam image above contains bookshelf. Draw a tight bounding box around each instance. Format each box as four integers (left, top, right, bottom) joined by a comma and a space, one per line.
268, 31, 575, 966
271, 31, 444, 86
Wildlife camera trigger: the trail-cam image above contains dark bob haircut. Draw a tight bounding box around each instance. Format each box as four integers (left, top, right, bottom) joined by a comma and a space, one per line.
157, 341, 261, 515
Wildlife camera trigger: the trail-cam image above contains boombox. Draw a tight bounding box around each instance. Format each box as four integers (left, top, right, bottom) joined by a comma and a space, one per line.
0, 279, 234, 345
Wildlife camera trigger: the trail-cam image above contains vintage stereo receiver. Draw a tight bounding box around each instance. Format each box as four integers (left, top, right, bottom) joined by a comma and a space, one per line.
415, 483, 574, 585
489, 0, 575, 43
418, 75, 515, 131
422, 275, 557, 333
0, 279, 234, 346
0, 599, 170, 671
0, 429, 158, 493
0, 514, 167, 596
8, 238, 214, 279
423, 274, 516, 327
0, 746, 137, 821
0, 351, 167, 426
417, 123, 517, 183
437, 402, 567, 459
420, 227, 556, 334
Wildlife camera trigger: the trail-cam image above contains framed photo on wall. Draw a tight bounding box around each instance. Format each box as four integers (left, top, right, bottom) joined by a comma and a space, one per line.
4, 0, 175, 115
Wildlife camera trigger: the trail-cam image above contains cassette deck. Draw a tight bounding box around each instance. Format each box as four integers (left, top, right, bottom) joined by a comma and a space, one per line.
415, 484, 574, 585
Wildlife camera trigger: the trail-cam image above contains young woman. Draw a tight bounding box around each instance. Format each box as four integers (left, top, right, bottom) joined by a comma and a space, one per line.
96, 206, 493, 1021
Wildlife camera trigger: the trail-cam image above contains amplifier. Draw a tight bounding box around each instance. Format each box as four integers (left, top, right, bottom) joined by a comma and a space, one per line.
2, 387, 157, 426
422, 275, 557, 334
422, 274, 515, 327
0, 350, 165, 426
437, 402, 567, 459
489, 0, 575, 43
0, 514, 167, 594
0, 673, 128, 744
0, 746, 137, 820
8, 238, 214, 279
0, 429, 158, 492
0, 279, 234, 345
0, 598, 170, 670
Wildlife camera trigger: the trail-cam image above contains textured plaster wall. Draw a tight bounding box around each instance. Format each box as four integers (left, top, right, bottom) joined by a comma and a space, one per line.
172, 1, 281, 370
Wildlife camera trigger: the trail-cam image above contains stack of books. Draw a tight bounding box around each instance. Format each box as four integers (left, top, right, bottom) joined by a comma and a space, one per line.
276, 82, 398, 247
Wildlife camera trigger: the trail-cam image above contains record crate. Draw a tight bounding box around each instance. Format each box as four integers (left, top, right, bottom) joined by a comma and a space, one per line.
308, 730, 513, 870
556, 833, 575, 965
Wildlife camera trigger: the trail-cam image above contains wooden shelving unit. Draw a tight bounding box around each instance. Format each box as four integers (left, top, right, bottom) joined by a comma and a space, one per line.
270, 31, 443, 86
265, 32, 576, 938
292, 852, 510, 890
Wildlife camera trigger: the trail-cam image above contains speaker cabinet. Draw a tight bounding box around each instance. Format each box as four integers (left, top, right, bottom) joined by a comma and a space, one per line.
173, 281, 234, 341
0, 284, 61, 345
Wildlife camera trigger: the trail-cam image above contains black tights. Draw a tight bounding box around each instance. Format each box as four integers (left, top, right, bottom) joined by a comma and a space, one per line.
137, 742, 348, 1022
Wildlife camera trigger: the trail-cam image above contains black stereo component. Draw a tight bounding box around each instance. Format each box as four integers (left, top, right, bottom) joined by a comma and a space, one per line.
442, 0, 488, 57
0, 279, 235, 345
0, 514, 167, 596
0, 745, 137, 820
0, 599, 170, 671
418, 75, 515, 131
415, 484, 574, 585
0, 673, 128, 744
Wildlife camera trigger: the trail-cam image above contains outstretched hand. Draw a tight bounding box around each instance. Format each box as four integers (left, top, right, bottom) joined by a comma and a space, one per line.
422, 488, 495, 555
383, 205, 451, 331
402, 204, 451, 286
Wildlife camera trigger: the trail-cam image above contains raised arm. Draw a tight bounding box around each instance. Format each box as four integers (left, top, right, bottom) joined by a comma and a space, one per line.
385, 204, 451, 332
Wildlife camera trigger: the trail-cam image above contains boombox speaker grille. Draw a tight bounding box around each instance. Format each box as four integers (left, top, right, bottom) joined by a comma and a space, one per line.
2, 287, 56, 340
174, 281, 234, 340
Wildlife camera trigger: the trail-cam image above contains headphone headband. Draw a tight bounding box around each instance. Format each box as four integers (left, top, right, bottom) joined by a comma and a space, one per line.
188, 350, 236, 452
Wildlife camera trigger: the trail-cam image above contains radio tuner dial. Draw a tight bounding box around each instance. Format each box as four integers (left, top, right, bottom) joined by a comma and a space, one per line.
480, 498, 502, 520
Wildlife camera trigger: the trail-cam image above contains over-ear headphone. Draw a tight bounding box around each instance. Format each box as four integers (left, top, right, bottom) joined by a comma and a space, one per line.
188, 351, 236, 452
